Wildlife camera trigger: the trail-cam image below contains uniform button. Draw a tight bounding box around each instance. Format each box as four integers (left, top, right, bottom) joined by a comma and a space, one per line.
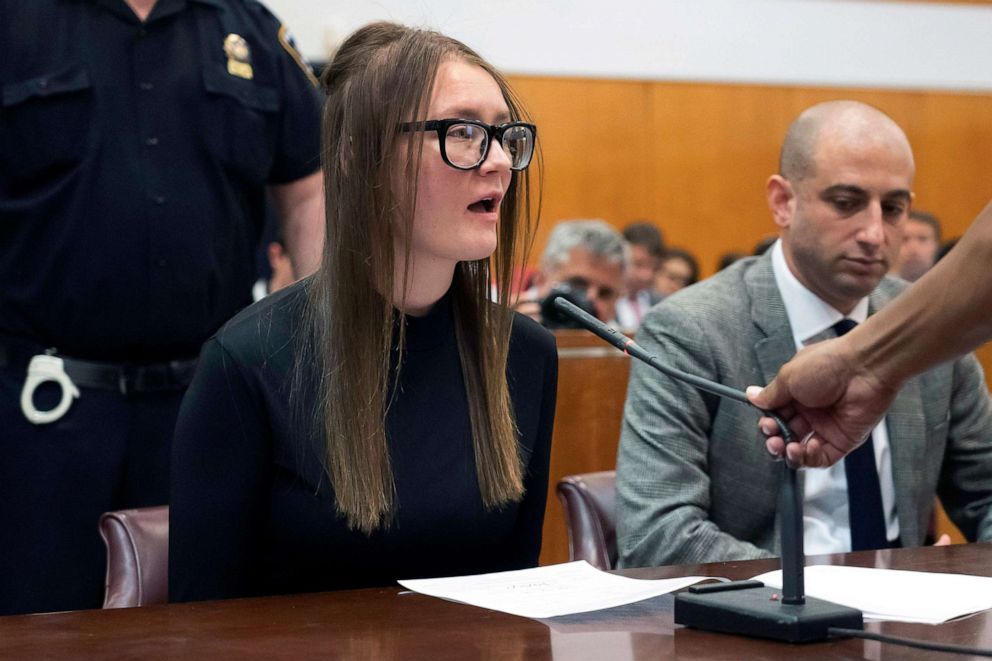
139, 82, 153, 91
153, 195, 166, 205
138, 28, 147, 37
145, 137, 159, 146
156, 258, 167, 267
38, 79, 49, 90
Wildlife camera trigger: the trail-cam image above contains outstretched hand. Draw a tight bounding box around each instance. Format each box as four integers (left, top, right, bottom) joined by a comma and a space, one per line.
746, 337, 898, 468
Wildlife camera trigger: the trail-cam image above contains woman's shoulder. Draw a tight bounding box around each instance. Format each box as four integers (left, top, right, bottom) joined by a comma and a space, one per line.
509, 311, 557, 360
209, 279, 310, 368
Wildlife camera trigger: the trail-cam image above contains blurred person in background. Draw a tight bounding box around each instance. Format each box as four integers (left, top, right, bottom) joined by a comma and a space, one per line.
616, 222, 665, 330
936, 236, 960, 263
716, 250, 746, 272
654, 247, 699, 296
515, 220, 628, 328
892, 210, 941, 282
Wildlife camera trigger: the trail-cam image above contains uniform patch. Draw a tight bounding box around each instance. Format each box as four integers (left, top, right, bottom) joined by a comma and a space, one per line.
278, 25, 319, 88
224, 33, 254, 80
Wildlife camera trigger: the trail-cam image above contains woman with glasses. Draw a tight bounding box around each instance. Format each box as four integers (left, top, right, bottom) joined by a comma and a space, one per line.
169, 22, 557, 601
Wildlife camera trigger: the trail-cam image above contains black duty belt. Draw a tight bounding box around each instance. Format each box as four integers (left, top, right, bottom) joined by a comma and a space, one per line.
0, 339, 198, 395
61, 356, 198, 395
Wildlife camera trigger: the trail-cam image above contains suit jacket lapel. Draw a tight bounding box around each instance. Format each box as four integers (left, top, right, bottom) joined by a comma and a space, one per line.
745, 255, 802, 548
746, 256, 795, 379
743, 264, 927, 548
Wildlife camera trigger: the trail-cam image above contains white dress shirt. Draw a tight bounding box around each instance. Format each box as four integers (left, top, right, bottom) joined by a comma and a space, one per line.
770, 240, 900, 553
616, 290, 657, 330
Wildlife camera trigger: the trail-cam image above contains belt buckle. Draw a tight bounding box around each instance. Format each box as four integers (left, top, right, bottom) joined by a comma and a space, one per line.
118, 369, 129, 396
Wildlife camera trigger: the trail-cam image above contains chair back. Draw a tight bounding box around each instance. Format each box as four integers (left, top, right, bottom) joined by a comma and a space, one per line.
556, 471, 617, 570
99, 506, 169, 608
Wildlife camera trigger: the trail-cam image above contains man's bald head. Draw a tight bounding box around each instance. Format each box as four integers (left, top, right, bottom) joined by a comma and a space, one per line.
779, 100, 914, 182
768, 99, 916, 314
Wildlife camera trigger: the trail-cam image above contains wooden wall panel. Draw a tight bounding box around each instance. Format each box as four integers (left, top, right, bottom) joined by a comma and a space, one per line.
508, 78, 657, 264
647, 83, 790, 268
911, 94, 992, 227
508, 75, 992, 272
539, 331, 630, 566
507, 75, 992, 380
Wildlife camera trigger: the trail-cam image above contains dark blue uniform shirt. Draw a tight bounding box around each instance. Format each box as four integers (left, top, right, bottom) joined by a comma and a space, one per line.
0, 0, 322, 361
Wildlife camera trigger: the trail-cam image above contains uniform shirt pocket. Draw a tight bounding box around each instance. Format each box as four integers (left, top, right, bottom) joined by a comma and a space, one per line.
200, 65, 281, 184
1, 66, 93, 192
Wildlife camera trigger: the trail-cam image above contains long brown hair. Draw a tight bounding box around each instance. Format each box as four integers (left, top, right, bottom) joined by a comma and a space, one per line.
302, 22, 540, 533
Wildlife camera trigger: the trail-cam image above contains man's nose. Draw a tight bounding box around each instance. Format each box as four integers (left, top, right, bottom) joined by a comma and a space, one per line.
857, 202, 886, 247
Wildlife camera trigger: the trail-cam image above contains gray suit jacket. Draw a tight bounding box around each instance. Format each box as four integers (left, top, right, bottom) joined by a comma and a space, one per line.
616, 254, 992, 567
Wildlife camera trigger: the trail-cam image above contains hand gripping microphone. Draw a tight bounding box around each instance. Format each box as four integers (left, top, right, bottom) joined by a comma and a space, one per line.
552, 297, 863, 643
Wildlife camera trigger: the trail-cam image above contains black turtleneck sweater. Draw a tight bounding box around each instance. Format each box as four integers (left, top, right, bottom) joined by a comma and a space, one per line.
169, 281, 558, 602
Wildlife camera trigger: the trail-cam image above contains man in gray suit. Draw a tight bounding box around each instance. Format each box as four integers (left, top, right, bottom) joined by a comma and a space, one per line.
616, 100, 992, 567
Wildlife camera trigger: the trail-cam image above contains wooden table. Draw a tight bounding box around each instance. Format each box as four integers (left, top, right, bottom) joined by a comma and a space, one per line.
4, 543, 991, 659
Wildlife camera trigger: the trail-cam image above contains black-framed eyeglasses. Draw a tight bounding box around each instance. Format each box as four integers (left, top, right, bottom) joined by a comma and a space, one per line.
399, 118, 537, 171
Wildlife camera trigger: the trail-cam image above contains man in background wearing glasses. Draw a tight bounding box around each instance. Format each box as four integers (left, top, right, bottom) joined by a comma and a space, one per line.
514, 220, 628, 329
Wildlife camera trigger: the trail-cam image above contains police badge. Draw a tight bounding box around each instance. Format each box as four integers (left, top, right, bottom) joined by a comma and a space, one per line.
224, 33, 253, 80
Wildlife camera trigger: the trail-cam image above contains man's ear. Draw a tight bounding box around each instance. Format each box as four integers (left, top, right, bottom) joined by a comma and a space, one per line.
767, 175, 796, 230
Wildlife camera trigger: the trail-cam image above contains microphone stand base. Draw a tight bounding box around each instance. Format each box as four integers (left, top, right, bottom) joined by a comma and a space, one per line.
674, 586, 863, 643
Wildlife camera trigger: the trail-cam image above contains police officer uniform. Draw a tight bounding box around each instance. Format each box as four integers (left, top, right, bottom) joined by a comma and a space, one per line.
0, 0, 322, 614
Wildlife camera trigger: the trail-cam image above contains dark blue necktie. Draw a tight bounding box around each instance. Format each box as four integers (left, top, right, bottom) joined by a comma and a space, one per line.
833, 318, 889, 551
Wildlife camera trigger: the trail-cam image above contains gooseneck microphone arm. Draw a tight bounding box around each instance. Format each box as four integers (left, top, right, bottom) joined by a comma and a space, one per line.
551, 297, 793, 438
549, 298, 992, 657
551, 297, 804, 605
551, 299, 992, 654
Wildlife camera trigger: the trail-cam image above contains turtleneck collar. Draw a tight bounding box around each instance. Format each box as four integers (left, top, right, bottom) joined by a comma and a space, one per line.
397, 290, 454, 352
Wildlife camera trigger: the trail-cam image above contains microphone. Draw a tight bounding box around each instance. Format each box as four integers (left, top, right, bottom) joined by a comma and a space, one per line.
552, 297, 863, 643
552, 298, 758, 409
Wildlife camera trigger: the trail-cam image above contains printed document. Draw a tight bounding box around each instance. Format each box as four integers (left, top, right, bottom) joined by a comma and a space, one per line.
753, 565, 992, 624
400, 561, 717, 619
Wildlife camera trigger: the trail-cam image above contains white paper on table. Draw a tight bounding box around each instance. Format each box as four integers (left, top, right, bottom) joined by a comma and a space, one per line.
399, 561, 721, 619
752, 564, 992, 624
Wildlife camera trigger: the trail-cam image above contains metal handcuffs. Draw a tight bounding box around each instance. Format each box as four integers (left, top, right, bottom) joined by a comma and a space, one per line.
20, 354, 80, 425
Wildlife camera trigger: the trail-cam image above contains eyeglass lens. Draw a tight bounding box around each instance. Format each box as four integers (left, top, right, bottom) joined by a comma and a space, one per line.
444, 123, 534, 170
565, 276, 617, 301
